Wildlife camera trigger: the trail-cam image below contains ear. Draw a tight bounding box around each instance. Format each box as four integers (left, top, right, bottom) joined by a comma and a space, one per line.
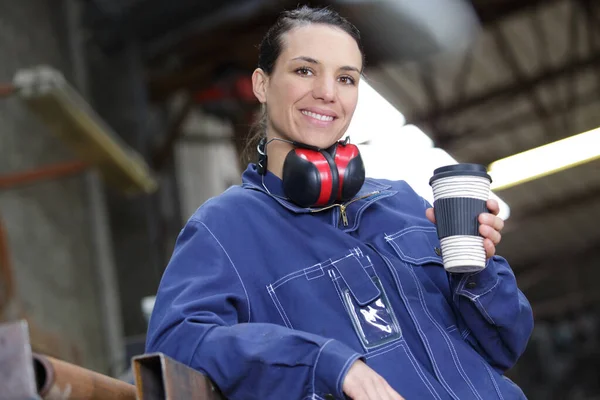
252, 68, 268, 104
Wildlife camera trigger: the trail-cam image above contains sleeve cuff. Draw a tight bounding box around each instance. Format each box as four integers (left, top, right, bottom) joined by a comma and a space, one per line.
313, 339, 363, 399
451, 256, 502, 300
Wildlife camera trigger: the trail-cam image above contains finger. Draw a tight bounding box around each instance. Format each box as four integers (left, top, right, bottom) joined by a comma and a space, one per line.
385, 384, 406, 400
486, 199, 500, 216
375, 378, 404, 400
426, 208, 436, 224
479, 213, 504, 233
483, 238, 496, 258
348, 385, 369, 400
479, 224, 502, 245
368, 376, 391, 400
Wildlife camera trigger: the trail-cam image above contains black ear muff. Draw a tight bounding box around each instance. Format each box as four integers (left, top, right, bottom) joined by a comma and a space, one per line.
329, 142, 365, 202
282, 148, 339, 207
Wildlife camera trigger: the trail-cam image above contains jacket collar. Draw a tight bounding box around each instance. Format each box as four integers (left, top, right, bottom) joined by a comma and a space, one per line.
241, 163, 394, 216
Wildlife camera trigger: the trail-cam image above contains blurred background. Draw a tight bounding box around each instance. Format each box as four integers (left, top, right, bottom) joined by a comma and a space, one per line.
0, 0, 599, 398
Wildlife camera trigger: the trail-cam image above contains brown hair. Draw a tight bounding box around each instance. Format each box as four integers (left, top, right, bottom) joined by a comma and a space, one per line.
240, 5, 365, 166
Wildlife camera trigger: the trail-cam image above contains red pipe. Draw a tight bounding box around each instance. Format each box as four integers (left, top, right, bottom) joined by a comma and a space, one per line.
34, 353, 137, 400
0, 161, 89, 190
0, 83, 16, 98
0, 217, 15, 320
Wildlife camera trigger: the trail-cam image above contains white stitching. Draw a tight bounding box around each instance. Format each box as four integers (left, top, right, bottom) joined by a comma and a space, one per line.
335, 353, 362, 398
333, 254, 380, 306
483, 362, 504, 400
197, 221, 251, 322
363, 339, 404, 358
453, 274, 470, 304
312, 339, 334, 397
406, 265, 483, 400
385, 226, 443, 265
346, 192, 396, 231
400, 343, 443, 400
383, 252, 459, 399
461, 278, 501, 300
462, 329, 471, 341
477, 298, 496, 325
271, 270, 305, 290
305, 264, 325, 280
266, 285, 293, 329
365, 342, 403, 359
329, 270, 346, 307
272, 290, 294, 329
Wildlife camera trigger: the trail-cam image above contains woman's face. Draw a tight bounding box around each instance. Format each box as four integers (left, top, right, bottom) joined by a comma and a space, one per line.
253, 24, 362, 150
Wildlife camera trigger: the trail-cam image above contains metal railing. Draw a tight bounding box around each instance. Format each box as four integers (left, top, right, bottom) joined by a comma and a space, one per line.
133, 353, 224, 400
0, 320, 224, 400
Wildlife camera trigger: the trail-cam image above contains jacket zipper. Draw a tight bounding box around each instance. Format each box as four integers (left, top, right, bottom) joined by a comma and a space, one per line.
310, 191, 380, 227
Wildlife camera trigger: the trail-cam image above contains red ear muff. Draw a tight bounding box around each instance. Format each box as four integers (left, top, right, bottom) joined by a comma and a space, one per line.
330, 143, 365, 202
282, 148, 339, 207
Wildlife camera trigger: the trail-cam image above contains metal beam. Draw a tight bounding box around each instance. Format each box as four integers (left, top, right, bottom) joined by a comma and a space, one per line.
452, 48, 475, 106
407, 45, 600, 126
133, 353, 224, 400
0, 320, 38, 399
471, 0, 562, 24
489, 23, 556, 139
438, 85, 600, 151
507, 183, 600, 224
0, 320, 136, 400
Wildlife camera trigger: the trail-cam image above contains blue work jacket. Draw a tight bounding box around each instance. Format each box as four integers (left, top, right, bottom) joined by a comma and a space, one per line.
146, 163, 534, 400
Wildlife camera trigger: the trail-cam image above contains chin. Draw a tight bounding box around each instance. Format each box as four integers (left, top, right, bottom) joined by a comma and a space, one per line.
299, 133, 343, 149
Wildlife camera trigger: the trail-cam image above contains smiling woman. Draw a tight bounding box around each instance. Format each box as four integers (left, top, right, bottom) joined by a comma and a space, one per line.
145, 5, 533, 400
248, 10, 364, 179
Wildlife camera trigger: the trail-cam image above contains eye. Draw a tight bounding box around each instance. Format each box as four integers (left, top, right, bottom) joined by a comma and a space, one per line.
295, 67, 314, 76
339, 76, 356, 86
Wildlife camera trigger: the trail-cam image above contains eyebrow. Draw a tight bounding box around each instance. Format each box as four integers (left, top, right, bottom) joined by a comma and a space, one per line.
291, 56, 361, 73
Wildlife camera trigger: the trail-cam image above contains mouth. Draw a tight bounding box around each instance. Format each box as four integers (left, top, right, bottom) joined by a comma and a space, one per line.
300, 109, 337, 123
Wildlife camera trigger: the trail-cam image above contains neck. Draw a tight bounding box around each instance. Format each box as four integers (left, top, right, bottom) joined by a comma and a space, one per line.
265, 132, 294, 179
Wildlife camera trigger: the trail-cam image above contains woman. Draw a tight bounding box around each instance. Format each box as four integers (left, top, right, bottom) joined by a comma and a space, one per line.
146, 6, 533, 400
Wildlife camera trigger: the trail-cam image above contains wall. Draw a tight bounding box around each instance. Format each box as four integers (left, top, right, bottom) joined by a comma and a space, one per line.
0, 0, 111, 374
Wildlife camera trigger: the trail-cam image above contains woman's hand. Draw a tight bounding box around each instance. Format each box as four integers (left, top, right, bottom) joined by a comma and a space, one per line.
426, 199, 504, 259
342, 360, 405, 400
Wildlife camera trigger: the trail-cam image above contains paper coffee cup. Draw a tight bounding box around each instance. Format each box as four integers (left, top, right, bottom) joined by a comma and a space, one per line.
429, 164, 492, 273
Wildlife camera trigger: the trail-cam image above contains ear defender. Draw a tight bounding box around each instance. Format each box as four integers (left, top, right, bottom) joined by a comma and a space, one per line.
281, 140, 365, 208
282, 148, 340, 207
329, 142, 366, 202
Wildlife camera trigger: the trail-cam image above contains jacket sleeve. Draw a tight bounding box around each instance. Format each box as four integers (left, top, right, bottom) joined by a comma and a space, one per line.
448, 256, 534, 373
417, 193, 534, 373
145, 219, 363, 400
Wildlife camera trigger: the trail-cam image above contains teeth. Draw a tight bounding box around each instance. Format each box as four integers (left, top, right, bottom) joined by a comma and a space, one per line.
302, 110, 334, 122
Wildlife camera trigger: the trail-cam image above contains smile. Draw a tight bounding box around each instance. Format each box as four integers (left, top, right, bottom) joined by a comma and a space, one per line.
301, 110, 335, 122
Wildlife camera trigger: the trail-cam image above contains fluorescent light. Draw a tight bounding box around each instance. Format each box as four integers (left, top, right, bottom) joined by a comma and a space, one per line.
489, 127, 600, 191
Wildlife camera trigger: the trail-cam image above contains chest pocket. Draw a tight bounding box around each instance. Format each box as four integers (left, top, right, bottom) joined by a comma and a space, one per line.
266, 250, 402, 352
385, 226, 443, 266
385, 226, 461, 336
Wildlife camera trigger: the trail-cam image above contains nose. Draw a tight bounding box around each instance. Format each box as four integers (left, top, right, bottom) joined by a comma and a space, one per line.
312, 75, 336, 103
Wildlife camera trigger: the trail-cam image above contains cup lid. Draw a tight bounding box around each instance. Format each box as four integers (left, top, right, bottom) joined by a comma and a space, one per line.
429, 163, 492, 185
